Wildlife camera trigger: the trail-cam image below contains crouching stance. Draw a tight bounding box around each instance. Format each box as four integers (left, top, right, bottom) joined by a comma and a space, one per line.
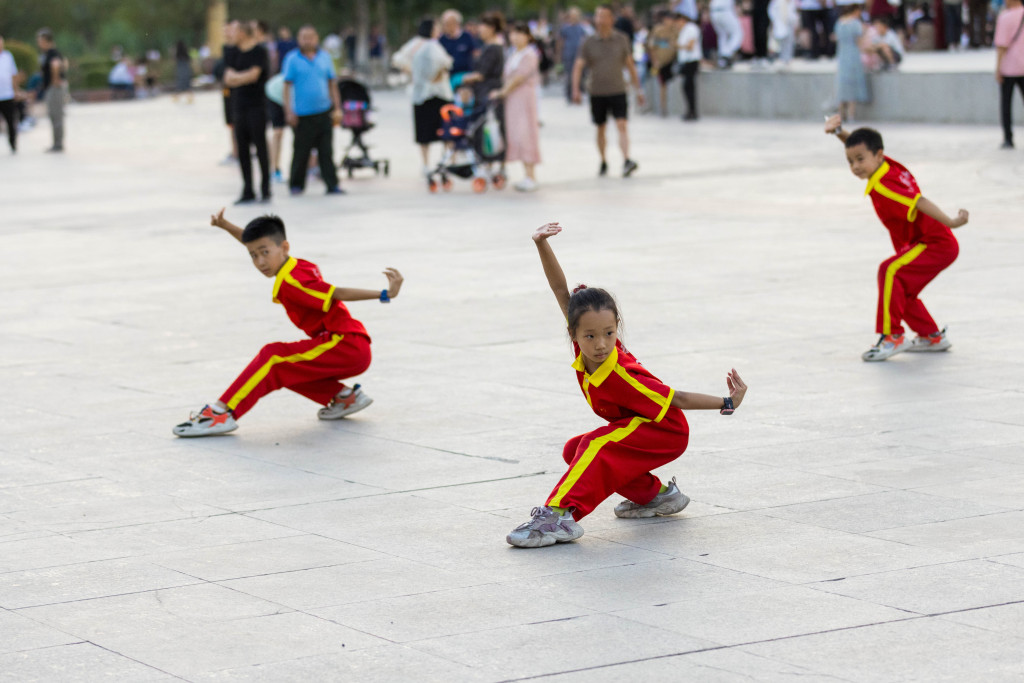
507, 222, 748, 548
173, 209, 403, 437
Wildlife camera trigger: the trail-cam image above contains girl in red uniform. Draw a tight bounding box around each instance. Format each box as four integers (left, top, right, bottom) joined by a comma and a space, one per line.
507, 223, 748, 549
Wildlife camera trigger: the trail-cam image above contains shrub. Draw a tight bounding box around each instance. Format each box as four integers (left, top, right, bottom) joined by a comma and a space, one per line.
5, 40, 38, 77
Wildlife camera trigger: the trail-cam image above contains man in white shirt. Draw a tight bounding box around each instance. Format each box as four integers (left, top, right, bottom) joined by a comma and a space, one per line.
0, 34, 19, 152
675, 13, 702, 120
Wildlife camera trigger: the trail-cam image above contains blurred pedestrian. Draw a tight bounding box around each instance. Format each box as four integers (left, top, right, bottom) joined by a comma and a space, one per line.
36, 28, 66, 152
410, 18, 453, 176
439, 10, 480, 83
996, 0, 1024, 148
647, 11, 680, 116
835, 2, 869, 122
709, 0, 743, 67
282, 25, 344, 195
557, 7, 589, 103
675, 12, 702, 120
0, 34, 18, 152
225, 21, 271, 203
173, 41, 194, 104
215, 20, 241, 164
494, 22, 541, 191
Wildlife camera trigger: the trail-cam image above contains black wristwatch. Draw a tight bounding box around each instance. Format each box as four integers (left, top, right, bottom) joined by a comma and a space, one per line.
720, 397, 735, 416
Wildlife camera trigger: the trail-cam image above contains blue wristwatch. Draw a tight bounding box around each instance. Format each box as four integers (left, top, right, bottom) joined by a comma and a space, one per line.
379, 289, 390, 303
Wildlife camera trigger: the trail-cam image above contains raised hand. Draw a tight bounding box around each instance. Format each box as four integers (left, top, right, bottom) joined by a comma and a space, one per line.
950, 209, 969, 228
210, 207, 226, 228
726, 369, 747, 408
824, 113, 842, 135
383, 267, 404, 297
533, 222, 562, 242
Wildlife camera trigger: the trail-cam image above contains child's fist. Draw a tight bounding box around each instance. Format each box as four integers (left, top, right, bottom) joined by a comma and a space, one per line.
533, 222, 562, 242
383, 267, 403, 297
950, 209, 969, 228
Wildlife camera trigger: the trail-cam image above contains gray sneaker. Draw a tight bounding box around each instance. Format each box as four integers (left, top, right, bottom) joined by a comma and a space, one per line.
506, 506, 584, 548
613, 477, 690, 518
317, 385, 373, 420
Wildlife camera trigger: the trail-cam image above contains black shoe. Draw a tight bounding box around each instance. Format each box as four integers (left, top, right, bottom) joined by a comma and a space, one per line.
234, 195, 257, 205
326, 186, 346, 195
1001, 140, 1014, 150
259, 194, 272, 204
682, 112, 698, 122
598, 161, 608, 177
623, 159, 638, 177
45, 146, 64, 153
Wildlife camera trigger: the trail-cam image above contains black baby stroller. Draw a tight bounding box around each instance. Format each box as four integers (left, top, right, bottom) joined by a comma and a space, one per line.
426, 99, 506, 193
337, 79, 389, 178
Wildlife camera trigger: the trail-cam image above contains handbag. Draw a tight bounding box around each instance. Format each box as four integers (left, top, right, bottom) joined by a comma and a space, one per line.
481, 106, 504, 157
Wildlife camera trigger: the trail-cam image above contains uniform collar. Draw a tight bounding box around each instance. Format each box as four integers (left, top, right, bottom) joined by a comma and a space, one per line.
271, 257, 297, 303
571, 346, 618, 386
864, 160, 890, 196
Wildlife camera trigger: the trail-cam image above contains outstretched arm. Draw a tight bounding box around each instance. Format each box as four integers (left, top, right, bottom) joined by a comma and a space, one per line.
671, 369, 748, 411
824, 114, 850, 143
916, 197, 969, 229
331, 268, 404, 301
210, 208, 244, 242
533, 222, 570, 319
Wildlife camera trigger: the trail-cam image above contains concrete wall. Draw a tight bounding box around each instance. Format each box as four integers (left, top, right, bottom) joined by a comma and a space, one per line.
649, 70, 1024, 125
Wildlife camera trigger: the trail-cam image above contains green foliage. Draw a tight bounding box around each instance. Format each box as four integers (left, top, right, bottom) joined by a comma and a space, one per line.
4, 40, 38, 75
71, 54, 115, 91
98, 18, 141, 56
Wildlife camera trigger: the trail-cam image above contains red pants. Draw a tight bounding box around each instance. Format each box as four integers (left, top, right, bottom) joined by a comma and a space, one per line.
546, 412, 689, 520
876, 241, 958, 336
220, 332, 371, 419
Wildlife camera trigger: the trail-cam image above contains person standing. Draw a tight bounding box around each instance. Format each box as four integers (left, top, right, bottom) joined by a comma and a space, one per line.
799, 0, 831, 59
494, 23, 542, 191
215, 20, 241, 165
0, 34, 19, 153
675, 13, 702, 121
282, 25, 344, 196
439, 10, 480, 83
225, 21, 271, 204
36, 28, 66, 153
410, 19, 454, 177
557, 8, 589, 103
752, 0, 772, 66
835, 3, 869, 122
172, 41, 194, 104
572, 5, 645, 178
647, 11, 680, 116
943, 0, 964, 50
996, 0, 1024, 148
709, 0, 744, 68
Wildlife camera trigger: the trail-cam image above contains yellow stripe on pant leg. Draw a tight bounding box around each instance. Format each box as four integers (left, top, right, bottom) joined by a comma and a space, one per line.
882, 244, 927, 335
226, 334, 344, 410
548, 416, 649, 508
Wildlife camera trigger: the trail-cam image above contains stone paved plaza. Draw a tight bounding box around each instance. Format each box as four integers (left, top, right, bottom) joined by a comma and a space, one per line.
2, 87, 1024, 681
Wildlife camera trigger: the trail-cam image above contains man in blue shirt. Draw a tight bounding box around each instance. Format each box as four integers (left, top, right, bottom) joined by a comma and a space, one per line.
282, 25, 343, 195
439, 10, 480, 82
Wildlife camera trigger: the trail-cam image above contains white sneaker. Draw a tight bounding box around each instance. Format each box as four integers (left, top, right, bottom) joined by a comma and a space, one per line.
906, 327, 952, 352
507, 506, 584, 548
173, 405, 238, 437
861, 334, 907, 362
317, 384, 373, 420
514, 177, 537, 192
613, 476, 690, 518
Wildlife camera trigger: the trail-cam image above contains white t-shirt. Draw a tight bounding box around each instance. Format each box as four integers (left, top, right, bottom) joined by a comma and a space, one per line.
0, 51, 17, 100
677, 23, 703, 63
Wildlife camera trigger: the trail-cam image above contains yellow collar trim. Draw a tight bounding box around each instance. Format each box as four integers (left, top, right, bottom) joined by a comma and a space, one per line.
864, 161, 890, 196
570, 346, 618, 387
271, 257, 297, 303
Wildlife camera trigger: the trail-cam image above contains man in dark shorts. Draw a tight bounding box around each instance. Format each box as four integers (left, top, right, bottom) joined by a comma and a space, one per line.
225, 21, 270, 203
572, 6, 644, 177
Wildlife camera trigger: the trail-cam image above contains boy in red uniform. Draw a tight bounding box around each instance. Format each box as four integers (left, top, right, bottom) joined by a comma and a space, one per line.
825, 115, 970, 361
173, 209, 403, 437
506, 222, 748, 549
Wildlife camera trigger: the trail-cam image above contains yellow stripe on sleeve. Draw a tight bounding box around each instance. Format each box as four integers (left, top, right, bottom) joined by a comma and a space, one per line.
613, 365, 673, 423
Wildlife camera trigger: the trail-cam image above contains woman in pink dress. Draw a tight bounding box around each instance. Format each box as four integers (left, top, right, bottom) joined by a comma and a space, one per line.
493, 23, 541, 192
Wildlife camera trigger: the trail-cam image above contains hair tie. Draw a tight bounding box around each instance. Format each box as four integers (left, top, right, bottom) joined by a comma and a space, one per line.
571, 284, 588, 294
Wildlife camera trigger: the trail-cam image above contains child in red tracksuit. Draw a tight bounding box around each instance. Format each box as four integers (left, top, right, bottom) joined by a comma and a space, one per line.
825, 116, 970, 362
506, 222, 749, 549
173, 209, 403, 437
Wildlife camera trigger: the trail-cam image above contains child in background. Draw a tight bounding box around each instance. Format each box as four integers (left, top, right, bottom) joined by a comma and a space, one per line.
173, 209, 403, 437
506, 222, 748, 549
825, 115, 968, 361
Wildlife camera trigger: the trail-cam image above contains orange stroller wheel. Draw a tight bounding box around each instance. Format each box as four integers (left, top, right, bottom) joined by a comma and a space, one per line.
472, 177, 487, 193
492, 174, 507, 190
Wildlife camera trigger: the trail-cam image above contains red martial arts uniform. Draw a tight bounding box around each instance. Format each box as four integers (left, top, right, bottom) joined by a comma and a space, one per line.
220, 257, 372, 418
546, 341, 689, 520
866, 157, 959, 336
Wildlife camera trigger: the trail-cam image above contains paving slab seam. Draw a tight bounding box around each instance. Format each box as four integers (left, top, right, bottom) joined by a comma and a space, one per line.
7, 579, 208, 611
84, 641, 191, 682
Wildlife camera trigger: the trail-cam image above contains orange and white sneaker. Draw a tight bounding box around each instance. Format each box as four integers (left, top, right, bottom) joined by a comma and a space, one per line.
317, 384, 373, 420
907, 327, 952, 353
862, 334, 906, 362
172, 405, 238, 437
